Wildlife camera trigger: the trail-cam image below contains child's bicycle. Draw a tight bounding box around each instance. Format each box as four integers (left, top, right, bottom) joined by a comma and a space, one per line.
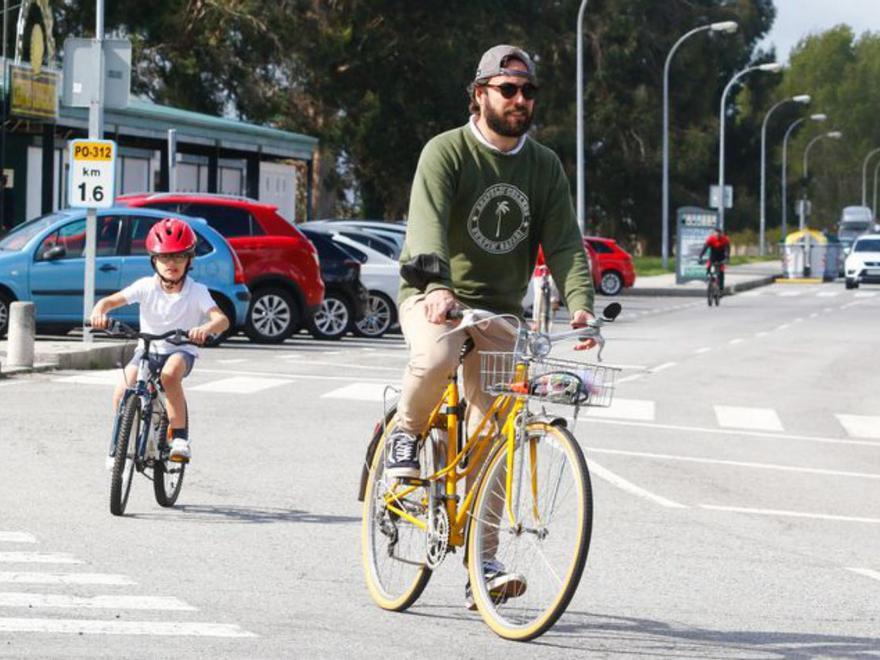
92, 320, 204, 516
358, 303, 622, 641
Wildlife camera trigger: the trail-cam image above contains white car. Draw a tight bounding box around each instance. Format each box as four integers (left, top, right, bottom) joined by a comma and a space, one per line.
317, 229, 401, 337
844, 234, 880, 289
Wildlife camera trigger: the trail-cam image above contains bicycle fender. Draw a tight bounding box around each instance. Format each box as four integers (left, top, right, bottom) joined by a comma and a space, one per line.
529, 413, 568, 428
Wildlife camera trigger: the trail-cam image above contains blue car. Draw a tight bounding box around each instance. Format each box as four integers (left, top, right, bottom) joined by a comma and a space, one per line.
0, 207, 250, 340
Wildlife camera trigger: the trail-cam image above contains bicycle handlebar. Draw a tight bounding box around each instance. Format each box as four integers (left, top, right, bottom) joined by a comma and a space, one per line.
85, 320, 209, 346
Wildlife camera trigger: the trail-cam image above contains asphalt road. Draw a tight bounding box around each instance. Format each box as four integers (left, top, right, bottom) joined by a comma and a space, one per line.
1, 283, 878, 658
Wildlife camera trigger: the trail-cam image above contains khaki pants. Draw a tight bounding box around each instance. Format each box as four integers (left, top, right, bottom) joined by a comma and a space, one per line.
396, 295, 517, 439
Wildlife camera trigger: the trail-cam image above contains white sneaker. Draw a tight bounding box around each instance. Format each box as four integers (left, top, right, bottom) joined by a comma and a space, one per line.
169, 438, 191, 463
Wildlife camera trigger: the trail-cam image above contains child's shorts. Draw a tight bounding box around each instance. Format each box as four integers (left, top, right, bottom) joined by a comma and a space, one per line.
128, 349, 195, 378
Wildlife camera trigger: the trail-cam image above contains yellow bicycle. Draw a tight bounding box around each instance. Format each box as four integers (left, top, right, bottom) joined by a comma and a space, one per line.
359, 303, 621, 640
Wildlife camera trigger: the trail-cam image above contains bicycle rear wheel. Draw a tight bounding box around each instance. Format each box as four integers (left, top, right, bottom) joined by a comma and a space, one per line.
467, 421, 592, 641
153, 413, 185, 506
361, 424, 433, 611
110, 397, 140, 516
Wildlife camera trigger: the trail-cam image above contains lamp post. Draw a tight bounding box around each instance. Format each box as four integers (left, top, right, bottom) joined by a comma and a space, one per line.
781, 113, 826, 237
759, 94, 810, 254
800, 130, 842, 230
661, 20, 738, 269
872, 158, 880, 218
717, 61, 782, 229
575, 0, 588, 234
860, 147, 880, 208
0, 1, 24, 232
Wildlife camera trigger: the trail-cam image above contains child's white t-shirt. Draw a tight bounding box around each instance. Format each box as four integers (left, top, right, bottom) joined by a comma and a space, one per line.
120, 275, 217, 356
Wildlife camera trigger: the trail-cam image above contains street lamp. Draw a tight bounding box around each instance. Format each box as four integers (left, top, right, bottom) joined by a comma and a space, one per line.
575, 0, 588, 234
872, 158, 880, 219
758, 94, 810, 254
800, 130, 842, 230
661, 20, 738, 268
781, 113, 827, 236
717, 61, 783, 229
860, 147, 880, 209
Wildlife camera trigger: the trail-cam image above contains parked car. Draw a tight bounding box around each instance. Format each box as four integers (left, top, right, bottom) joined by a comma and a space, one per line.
312, 219, 406, 257
305, 226, 400, 337
844, 233, 880, 289
119, 193, 323, 344
298, 226, 369, 340
0, 208, 250, 340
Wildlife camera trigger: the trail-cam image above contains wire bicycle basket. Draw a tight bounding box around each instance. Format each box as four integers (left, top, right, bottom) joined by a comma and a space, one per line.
479, 351, 619, 408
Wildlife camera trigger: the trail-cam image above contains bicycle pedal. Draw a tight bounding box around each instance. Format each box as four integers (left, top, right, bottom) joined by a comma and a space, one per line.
168, 455, 190, 464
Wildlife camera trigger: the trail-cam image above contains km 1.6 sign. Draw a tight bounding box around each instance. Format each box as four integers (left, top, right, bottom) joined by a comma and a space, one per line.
68, 139, 116, 209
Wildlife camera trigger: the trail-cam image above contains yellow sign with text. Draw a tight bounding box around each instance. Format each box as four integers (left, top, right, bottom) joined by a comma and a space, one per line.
72, 141, 115, 162
9, 63, 59, 121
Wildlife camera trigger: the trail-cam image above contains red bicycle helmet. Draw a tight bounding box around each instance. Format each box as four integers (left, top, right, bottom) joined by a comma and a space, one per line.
146, 218, 197, 255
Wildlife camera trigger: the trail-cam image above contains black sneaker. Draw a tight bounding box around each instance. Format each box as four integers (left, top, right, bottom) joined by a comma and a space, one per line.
386, 430, 420, 479
464, 559, 528, 611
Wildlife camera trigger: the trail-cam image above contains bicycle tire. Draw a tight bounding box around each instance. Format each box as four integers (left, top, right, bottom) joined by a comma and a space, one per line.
109, 397, 140, 516
153, 413, 185, 507
361, 421, 432, 611
467, 421, 592, 641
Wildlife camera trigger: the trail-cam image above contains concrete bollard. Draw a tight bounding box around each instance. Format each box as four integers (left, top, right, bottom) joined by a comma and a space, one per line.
7, 301, 35, 368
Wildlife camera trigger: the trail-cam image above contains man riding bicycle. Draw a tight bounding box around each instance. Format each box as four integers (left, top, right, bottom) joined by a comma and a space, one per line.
699, 226, 730, 292
388, 44, 596, 609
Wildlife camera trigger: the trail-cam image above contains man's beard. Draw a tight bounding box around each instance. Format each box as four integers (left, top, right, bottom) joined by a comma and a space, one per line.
484, 101, 533, 137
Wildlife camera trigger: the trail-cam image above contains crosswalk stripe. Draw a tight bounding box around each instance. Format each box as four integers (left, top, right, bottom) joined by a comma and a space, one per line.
0, 572, 134, 586
0, 617, 256, 637
846, 567, 880, 581
854, 291, 877, 298
714, 405, 783, 432
53, 371, 119, 385
322, 383, 396, 402
816, 291, 840, 297
583, 398, 655, 421
0, 532, 36, 543
778, 290, 802, 297
0, 552, 82, 564
0, 592, 196, 611
835, 414, 880, 439
189, 376, 291, 394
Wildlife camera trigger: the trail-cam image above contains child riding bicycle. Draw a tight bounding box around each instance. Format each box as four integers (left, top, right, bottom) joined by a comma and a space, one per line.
89, 217, 229, 465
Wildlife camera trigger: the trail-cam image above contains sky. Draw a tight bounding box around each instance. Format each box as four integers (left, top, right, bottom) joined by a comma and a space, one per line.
761, 0, 880, 61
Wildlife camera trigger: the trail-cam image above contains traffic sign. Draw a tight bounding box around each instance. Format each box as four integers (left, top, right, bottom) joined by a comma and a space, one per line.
68, 139, 116, 209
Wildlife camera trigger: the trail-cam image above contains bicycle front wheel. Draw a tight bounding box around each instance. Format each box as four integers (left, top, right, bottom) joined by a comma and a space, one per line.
361, 427, 432, 611
467, 421, 592, 641
110, 397, 140, 516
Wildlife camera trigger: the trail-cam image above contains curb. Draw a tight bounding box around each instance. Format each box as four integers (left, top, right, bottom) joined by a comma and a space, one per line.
0, 341, 137, 376
624, 275, 779, 298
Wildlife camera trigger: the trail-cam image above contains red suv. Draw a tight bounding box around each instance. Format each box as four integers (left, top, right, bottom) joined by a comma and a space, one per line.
119, 193, 324, 343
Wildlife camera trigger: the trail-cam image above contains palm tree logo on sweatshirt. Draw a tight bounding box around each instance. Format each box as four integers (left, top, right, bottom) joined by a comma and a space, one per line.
468, 184, 530, 254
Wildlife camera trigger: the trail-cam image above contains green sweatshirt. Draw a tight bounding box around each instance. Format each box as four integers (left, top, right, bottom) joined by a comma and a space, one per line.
398, 122, 593, 317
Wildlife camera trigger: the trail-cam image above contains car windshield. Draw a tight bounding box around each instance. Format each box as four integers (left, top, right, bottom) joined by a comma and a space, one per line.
0, 213, 67, 251
842, 221, 869, 232
854, 239, 880, 252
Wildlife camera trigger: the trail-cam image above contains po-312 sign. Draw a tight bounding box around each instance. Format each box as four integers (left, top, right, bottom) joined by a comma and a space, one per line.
68, 139, 117, 209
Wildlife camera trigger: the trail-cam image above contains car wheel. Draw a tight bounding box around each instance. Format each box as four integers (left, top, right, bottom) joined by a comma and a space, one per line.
599, 271, 624, 296
245, 287, 299, 344
308, 292, 352, 340
354, 291, 396, 338
0, 291, 11, 338
845, 278, 858, 290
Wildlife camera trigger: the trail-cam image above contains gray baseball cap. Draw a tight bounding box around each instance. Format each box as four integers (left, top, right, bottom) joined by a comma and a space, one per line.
474, 44, 537, 84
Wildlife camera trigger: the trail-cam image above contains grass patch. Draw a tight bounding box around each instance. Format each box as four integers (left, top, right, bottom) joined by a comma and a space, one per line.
634, 254, 778, 277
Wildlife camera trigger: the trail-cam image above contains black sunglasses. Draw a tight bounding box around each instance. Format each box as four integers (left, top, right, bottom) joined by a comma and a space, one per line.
483, 82, 538, 100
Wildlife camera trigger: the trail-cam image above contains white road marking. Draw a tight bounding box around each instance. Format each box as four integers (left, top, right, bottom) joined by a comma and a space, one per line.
586, 447, 880, 480
728, 338, 744, 345
0, 592, 196, 611
822, 307, 833, 313
778, 290, 802, 297
0, 617, 256, 637
53, 371, 120, 386
755, 331, 768, 337
842, 301, 861, 309
854, 291, 877, 298
816, 291, 840, 297
190, 376, 291, 394
694, 347, 712, 354
588, 460, 686, 508
215, 359, 247, 364
793, 317, 804, 323
809, 312, 819, 318
0, 552, 82, 564
739, 291, 762, 297
578, 416, 880, 448
649, 362, 676, 374
0, 532, 36, 543
265, 359, 401, 372
846, 567, 880, 581
0, 381, 17, 388
197, 367, 395, 385
700, 505, 880, 525
583, 398, 655, 421
836, 414, 880, 439
776, 324, 791, 330
277, 353, 305, 359
0, 572, 134, 586
322, 383, 394, 402
714, 405, 783, 432
616, 374, 644, 384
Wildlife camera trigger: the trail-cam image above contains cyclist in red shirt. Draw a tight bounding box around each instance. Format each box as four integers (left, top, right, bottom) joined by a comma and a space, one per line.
699, 227, 730, 291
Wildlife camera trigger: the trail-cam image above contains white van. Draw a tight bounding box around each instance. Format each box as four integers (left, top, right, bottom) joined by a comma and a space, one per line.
838, 206, 874, 245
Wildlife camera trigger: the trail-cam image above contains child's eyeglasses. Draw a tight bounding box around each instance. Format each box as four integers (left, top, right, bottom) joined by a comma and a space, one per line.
483, 83, 538, 100
155, 254, 190, 264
